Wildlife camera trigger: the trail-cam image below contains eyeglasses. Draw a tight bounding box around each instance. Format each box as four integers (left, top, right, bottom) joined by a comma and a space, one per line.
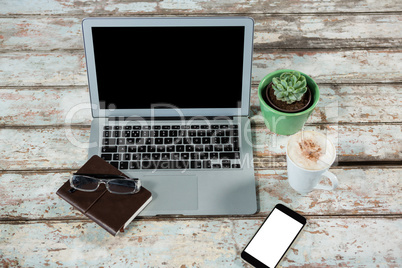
69, 174, 141, 194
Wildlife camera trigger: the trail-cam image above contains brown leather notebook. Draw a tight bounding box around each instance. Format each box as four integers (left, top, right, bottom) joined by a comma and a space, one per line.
57, 155, 152, 236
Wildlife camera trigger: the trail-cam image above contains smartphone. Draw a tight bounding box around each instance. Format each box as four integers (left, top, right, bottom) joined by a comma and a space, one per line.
241, 204, 306, 268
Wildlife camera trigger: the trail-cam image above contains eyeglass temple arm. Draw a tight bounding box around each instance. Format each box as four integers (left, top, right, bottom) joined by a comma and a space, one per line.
73, 173, 128, 179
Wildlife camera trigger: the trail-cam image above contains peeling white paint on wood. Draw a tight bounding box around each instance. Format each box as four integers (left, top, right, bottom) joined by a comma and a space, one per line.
0, 0, 401, 266
0, 124, 400, 171
0, 168, 401, 220
0, 218, 400, 267
1, 0, 401, 15
2, 15, 401, 51
1, 84, 401, 126
1, 51, 401, 87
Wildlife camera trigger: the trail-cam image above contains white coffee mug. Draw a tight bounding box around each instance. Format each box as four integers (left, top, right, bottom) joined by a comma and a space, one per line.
286, 131, 338, 194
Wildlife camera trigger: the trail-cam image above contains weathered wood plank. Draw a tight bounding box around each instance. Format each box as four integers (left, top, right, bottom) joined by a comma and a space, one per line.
0, 124, 400, 171
0, 168, 400, 220
0, 218, 400, 267
1, 50, 401, 87
253, 124, 402, 165
251, 84, 402, 124
1, 0, 401, 15
0, 53, 87, 87
0, 87, 91, 126
1, 84, 400, 126
2, 15, 401, 51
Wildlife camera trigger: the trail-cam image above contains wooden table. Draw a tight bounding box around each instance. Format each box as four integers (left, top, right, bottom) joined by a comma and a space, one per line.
1, 1, 401, 267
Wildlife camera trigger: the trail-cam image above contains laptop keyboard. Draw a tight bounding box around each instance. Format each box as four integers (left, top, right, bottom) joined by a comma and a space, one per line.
100, 124, 241, 170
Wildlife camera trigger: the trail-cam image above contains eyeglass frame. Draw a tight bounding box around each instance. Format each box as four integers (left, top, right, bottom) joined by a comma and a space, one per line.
69, 173, 141, 194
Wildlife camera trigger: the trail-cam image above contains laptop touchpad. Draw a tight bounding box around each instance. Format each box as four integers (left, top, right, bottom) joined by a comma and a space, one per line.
142, 175, 198, 212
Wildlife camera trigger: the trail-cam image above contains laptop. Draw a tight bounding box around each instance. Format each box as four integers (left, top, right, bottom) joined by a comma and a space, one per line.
82, 17, 257, 216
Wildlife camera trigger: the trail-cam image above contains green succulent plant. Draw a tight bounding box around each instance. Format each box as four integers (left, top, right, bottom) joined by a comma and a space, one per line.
272, 71, 308, 104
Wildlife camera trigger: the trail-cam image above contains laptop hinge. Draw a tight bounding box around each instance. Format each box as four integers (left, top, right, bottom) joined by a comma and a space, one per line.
109, 116, 234, 121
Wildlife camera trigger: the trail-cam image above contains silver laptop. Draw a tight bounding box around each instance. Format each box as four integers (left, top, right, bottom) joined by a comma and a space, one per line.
82, 17, 257, 216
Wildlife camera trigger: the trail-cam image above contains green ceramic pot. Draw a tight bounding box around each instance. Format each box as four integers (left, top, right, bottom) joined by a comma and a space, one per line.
258, 69, 320, 135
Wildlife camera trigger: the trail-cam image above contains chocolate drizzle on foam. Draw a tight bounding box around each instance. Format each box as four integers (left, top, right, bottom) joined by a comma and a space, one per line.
298, 139, 323, 162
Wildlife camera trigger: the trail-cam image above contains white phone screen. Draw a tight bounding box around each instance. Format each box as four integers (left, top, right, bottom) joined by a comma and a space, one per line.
244, 208, 304, 267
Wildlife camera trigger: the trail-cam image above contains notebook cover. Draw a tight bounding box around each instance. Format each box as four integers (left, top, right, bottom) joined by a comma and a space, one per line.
56, 155, 152, 236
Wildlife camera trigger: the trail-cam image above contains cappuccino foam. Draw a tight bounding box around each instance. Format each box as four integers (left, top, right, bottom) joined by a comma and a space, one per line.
287, 131, 335, 170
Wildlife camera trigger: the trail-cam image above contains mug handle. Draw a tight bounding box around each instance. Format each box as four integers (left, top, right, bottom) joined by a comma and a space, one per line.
314, 170, 339, 191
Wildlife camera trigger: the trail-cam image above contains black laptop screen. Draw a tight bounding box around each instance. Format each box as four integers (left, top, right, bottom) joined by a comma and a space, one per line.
91, 26, 245, 110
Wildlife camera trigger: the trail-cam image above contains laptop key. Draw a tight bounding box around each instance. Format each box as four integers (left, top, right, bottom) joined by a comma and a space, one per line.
203, 160, 211, 168
204, 145, 214, 152
222, 160, 231, 168
130, 161, 140, 169
232, 164, 241, 168
102, 146, 117, 152
152, 153, 161, 160
191, 161, 202, 169
202, 137, 211, 144
118, 146, 127, 152
128, 146, 137, 152
142, 161, 156, 169
224, 145, 233, 151
210, 153, 219, 159
103, 139, 114, 145
220, 152, 240, 159
214, 145, 223, 152
131, 130, 140, 137
101, 154, 112, 161
138, 146, 146, 152
132, 153, 141, 160
161, 153, 170, 160
120, 161, 129, 169
193, 137, 201, 144
200, 153, 209, 159
147, 145, 156, 152
176, 145, 185, 152
142, 153, 151, 160
191, 153, 199, 159
186, 145, 194, 152
110, 162, 119, 168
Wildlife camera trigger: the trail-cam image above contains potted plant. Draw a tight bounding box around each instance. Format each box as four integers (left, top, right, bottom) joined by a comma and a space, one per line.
258, 69, 320, 135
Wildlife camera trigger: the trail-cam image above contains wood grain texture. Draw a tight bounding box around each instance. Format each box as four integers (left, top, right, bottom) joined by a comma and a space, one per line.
1, 0, 401, 15
1, 50, 401, 87
1, 0, 401, 266
2, 14, 401, 51
1, 84, 401, 126
0, 124, 400, 171
0, 218, 400, 267
0, 168, 400, 220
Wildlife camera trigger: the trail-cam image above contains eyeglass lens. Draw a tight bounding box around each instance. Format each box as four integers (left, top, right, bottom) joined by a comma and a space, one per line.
71, 175, 140, 194
107, 179, 139, 194
71, 176, 99, 191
